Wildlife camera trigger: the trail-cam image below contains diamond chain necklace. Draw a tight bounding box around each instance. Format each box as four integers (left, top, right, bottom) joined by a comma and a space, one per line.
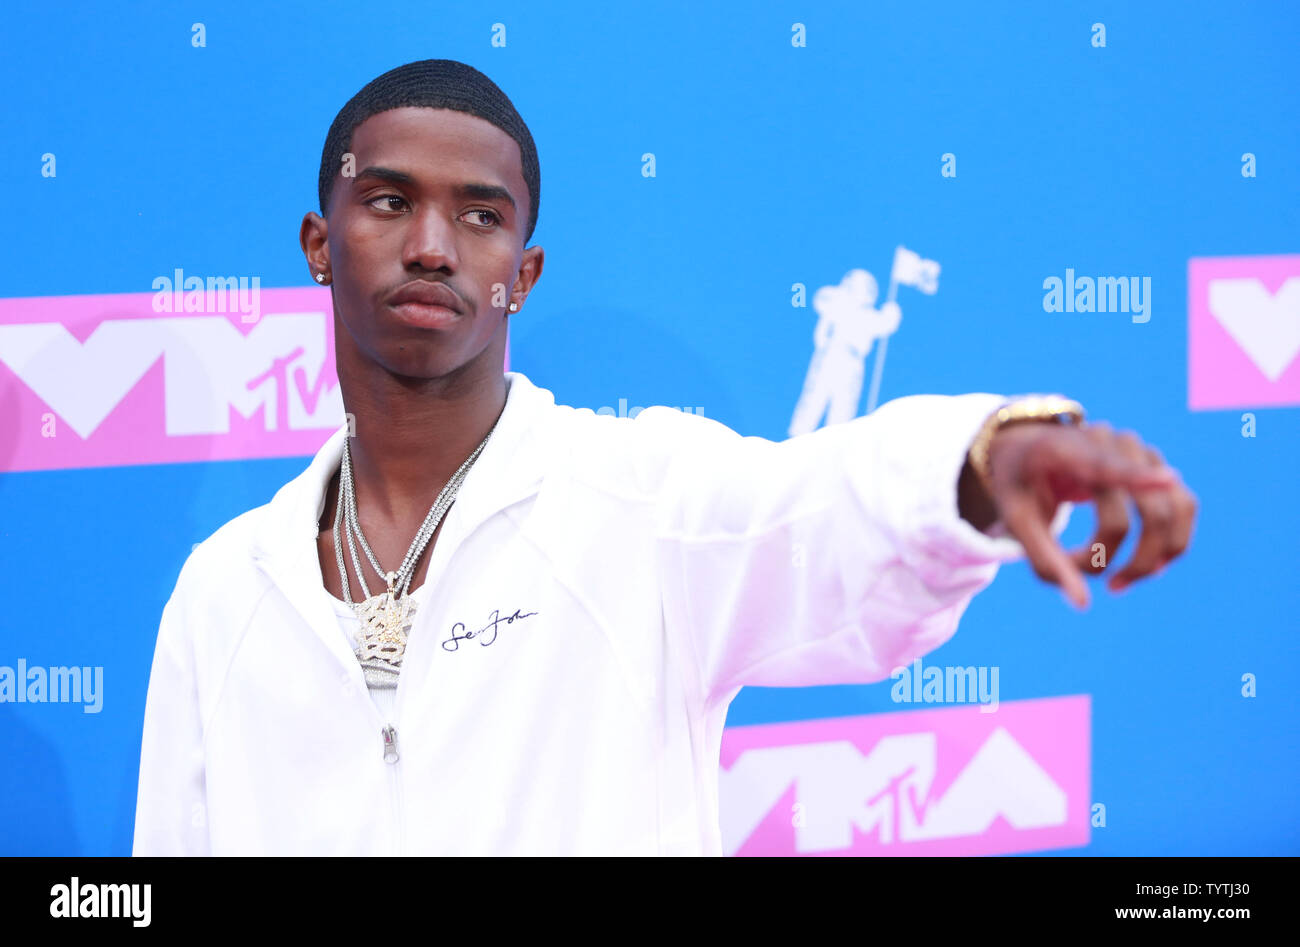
331, 414, 501, 674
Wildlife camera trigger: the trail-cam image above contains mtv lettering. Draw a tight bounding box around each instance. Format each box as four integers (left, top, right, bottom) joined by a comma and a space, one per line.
0, 288, 345, 472
718, 696, 1090, 856
0, 314, 340, 438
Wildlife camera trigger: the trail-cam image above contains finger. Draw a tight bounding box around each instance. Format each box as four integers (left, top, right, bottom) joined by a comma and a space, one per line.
1139, 445, 1198, 576
1161, 479, 1198, 571
1027, 425, 1175, 504
1065, 429, 1179, 493
1070, 486, 1129, 574
1108, 437, 1179, 591
1000, 489, 1090, 609
1067, 425, 1132, 573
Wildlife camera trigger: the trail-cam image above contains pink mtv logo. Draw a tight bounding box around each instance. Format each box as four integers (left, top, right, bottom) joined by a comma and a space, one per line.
0, 287, 512, 473
719, 695, 1090, 856
1188, 254, 1300, 410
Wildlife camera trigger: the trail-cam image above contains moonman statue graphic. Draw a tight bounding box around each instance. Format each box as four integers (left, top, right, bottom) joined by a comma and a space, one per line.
789, 269, 901, 437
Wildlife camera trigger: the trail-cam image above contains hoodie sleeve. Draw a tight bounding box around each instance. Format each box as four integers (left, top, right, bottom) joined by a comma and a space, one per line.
651, 393, 1072, 710
132, 564, 211, 856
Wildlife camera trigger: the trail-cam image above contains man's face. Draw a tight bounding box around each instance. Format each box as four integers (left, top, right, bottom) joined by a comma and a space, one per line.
304, 106, 542, 381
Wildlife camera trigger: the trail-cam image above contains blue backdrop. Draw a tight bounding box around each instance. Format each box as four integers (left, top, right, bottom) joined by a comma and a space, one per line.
1, 0, 1296, 855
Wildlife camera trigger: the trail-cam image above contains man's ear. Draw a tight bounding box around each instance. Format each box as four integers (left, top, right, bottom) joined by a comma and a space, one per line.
513, 244, 545, 304
300, 212, 329, 276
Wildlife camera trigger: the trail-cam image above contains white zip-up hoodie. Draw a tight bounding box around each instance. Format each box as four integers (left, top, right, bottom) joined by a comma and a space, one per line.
132, 371, 1069, 856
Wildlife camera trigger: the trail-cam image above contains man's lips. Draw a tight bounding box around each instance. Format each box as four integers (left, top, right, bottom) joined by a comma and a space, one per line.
387, 280, 464, 313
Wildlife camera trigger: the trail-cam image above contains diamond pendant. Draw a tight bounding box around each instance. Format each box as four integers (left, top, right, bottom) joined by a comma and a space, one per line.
353, 572, 417, 670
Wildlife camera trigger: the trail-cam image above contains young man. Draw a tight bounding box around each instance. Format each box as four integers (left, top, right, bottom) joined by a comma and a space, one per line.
132, 59, 1196, 856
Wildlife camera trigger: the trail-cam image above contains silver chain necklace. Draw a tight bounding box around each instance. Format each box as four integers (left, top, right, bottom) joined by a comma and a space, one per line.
332, 417, 500, 675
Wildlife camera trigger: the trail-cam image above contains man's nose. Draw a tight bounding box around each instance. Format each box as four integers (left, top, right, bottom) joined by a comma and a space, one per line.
401, 207, 460, 273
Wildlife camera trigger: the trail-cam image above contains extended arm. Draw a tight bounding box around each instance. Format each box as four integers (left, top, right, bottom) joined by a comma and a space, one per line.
650, 393, 1070, 709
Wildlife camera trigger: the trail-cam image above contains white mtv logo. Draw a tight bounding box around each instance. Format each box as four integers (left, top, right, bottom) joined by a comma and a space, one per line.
0, 312, 343, 438
719, 728, 1067, 854
1208, 277, 1300, 381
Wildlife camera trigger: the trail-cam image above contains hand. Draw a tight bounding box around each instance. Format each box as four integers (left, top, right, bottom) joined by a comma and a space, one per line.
959, 420, 1199, 609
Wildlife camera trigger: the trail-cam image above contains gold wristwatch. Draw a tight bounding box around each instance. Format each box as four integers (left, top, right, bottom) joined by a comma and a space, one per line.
967, 394, 1086, 493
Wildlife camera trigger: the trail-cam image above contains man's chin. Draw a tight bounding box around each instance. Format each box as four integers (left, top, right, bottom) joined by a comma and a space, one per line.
378, 354, 467, 382
370, 341, 491, 385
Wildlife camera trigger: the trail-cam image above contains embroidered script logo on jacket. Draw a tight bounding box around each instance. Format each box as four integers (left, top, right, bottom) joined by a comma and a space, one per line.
441, 608, 539, 652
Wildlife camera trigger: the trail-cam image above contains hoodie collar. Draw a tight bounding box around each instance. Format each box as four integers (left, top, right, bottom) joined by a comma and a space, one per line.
249, 371, 557, 627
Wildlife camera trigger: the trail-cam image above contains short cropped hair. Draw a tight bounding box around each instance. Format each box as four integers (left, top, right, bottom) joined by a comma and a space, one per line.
317, 59, 540, 243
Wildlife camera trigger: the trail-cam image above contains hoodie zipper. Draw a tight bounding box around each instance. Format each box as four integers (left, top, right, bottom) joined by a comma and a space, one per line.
382, 722, 405, 856
349, 522, 453, 857
351, 658, 406, 856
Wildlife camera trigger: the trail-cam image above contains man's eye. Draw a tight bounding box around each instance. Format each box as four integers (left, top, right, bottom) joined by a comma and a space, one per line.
466, 210, 501, 226
368, 195, 407, 212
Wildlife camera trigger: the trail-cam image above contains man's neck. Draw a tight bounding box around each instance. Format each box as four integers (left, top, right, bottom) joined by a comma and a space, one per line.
340, 364, 509, 528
